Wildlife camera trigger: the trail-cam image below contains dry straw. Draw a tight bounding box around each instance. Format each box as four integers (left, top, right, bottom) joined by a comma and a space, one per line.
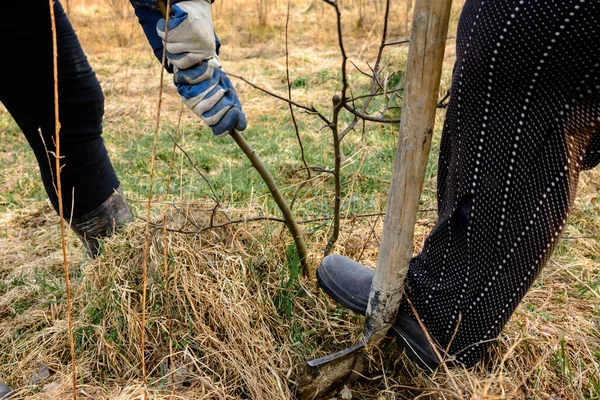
1, 203, 598, 398
48, 1, 78, 398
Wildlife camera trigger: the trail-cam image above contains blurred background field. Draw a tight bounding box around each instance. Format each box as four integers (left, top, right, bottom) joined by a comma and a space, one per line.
0, 0, 599, 398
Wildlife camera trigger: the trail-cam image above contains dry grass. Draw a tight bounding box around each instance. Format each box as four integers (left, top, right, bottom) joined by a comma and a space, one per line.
0, 0, 599, 399
1, 199, 598, 399
0, 203, 361, 399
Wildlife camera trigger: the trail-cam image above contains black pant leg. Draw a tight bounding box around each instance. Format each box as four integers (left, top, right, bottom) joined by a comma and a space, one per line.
0, 1, 119, 218
401, 0, 600, 367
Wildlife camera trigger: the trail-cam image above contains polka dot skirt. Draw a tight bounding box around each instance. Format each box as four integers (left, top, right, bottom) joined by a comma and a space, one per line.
400, 0, 600, 367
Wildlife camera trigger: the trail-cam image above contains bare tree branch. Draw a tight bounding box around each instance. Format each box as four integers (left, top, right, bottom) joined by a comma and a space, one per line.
291, 166, 335, 175
229, 130, 309, 276
285, 0, 311, 180
144, 208, 437, 235
383, 39, 410, 47
148, 216, 288, 234
322, 0, 349, 256
228, 72, 331, 126
346, 87, 403, 103
339, 0, 396, 141
166, 132, 221, 207
342, 103, 402, 123
350, 60, 374, 79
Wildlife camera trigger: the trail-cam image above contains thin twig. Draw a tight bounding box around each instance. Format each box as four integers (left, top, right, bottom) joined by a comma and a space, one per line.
383, 39, 410, 47
338, 115, 359, 142
38, 128, 58, 195
143, 211, 440, 235
357, 209, 383, 262
350, 60, 374, 80
442, 312, 462, 364
162, 99, 184, 394
148, 216, 286, 234
323, 0, 349, 102
298, 211, 386, 224
228, 72, 331, 126
48, 2, 77, 399
564, 268, 600, 300
290, 180, 310, 211
339, 0, 396, 142
166, 132, 221, 205
285, 0, 310, 180
346, 87, 403, 103
290, 166, 335, 175
141, 0, 172, 392
322, 0, 348, 256
323, 95, 342, 256
375, 0, 393, 77
406, 297, 463, 397
342, 103, 402, 123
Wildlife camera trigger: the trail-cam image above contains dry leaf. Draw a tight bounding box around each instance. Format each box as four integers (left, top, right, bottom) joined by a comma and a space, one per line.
340, 385, 353, 400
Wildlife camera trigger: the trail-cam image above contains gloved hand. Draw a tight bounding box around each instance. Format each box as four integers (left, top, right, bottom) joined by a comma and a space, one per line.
157, 0, 215, 70
174, 58, 247, 137
156, 0, 247, 137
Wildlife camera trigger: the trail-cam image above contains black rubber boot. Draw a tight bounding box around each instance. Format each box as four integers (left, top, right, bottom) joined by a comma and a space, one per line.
70, 186, 133, 258
0, 381, 13, 399
317, 254, 439, 371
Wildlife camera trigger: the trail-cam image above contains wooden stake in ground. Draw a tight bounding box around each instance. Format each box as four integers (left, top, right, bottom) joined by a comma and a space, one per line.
363, 0, 453, 344
299, 1, 452, 397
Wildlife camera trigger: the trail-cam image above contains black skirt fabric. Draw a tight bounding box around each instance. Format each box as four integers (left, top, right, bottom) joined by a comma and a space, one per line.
400, 0, 599, 367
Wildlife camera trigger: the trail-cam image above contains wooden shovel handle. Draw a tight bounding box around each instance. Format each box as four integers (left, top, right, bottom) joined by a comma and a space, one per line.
364, 0, 453, 341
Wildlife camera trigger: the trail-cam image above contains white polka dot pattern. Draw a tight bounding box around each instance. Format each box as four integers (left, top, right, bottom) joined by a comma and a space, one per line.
400, 0, 599, 367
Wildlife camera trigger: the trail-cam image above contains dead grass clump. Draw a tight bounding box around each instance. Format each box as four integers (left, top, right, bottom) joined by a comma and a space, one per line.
0, 201, 599, 399
0, 203, 361, 399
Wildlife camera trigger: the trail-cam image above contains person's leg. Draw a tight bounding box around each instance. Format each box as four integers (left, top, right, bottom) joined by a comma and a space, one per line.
318, 0, 599, 368
0, 1, 131, 255
400, 0, 599, 367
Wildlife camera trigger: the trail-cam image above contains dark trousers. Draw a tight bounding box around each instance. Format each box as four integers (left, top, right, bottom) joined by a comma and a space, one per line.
0, 1, 119, 218
401, 0, 600, 366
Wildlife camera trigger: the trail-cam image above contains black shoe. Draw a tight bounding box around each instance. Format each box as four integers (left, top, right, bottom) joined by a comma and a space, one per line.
317, 255, 440, 370
0, 381, 13, 399
70, 186, 133, 258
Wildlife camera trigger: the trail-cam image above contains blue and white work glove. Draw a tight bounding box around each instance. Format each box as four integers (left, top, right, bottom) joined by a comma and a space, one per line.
157, 0, 247, 137
174, 58, 247, 137
157, 0, 215, 70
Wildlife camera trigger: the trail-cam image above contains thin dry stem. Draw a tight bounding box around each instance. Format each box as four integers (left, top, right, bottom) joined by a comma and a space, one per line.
285, 0, 310, 180
162, 101, 185, 394
321, 0, 347, 257
48, 1, 78, 399
406, 296, 463, 397
140, 0, 172, 391
228, 72, 331, 126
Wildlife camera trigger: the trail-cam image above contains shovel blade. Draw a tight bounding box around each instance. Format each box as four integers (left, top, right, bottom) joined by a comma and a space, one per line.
298, 341, 366, 400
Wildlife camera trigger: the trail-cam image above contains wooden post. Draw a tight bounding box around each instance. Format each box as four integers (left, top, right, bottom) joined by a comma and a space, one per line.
298, 3, 452, 398
363, 0, 452, 343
